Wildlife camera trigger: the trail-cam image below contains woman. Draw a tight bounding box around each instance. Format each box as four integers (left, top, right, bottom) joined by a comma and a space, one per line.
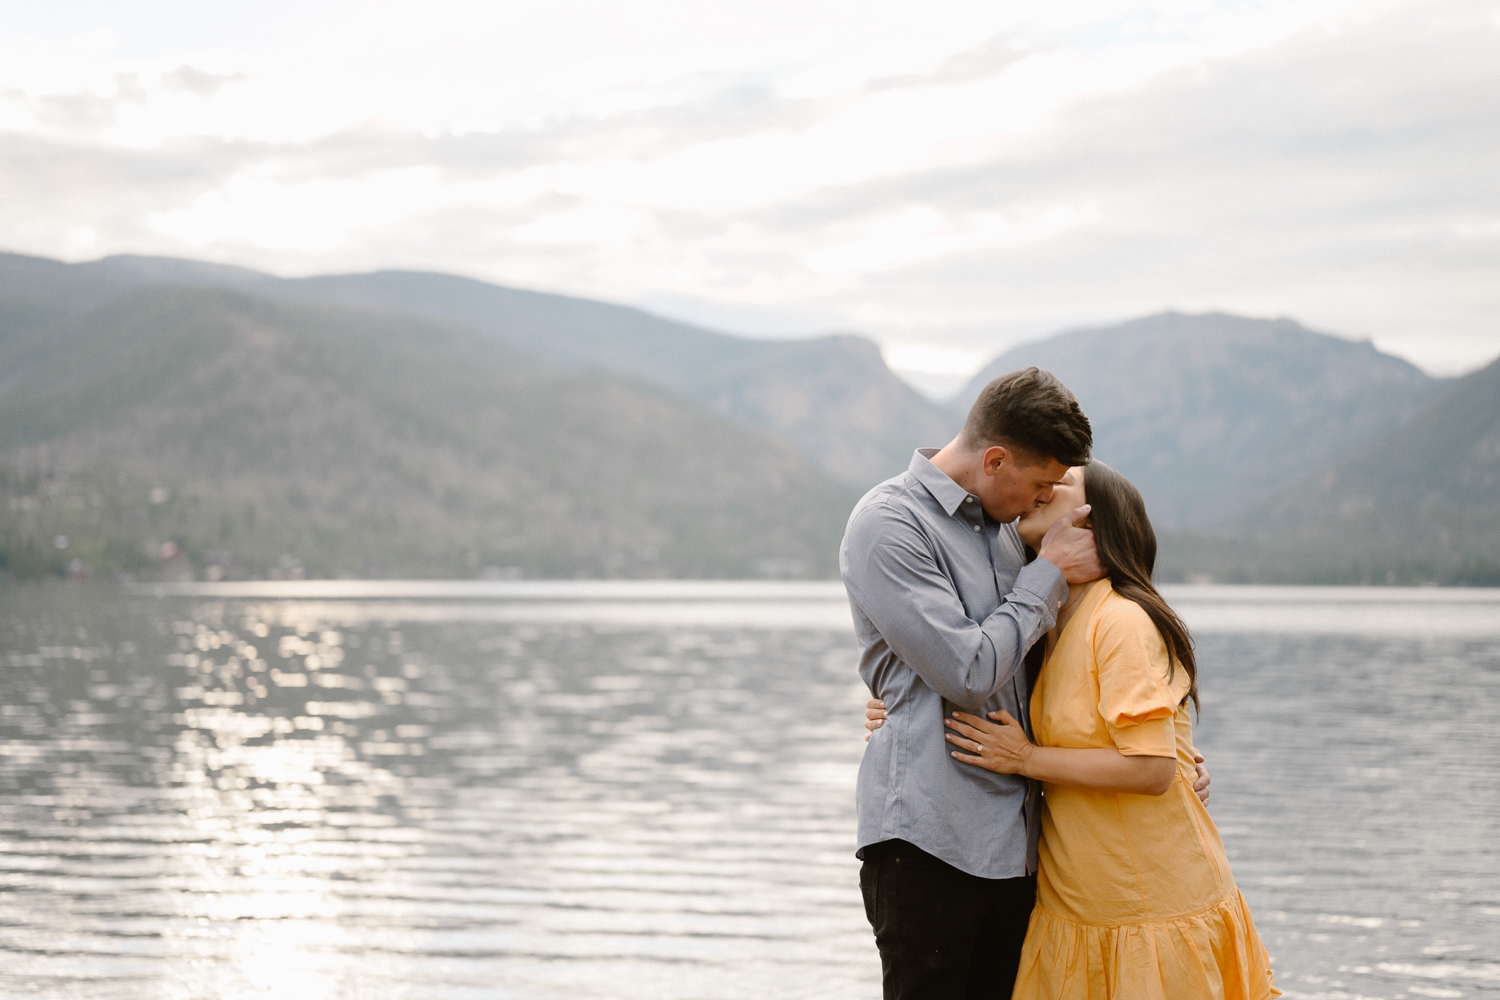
867, 462, 1278, 1000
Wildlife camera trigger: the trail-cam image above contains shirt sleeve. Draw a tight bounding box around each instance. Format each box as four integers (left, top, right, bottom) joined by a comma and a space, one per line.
1094, 598, 1178, 758
841, 500, 1066, 710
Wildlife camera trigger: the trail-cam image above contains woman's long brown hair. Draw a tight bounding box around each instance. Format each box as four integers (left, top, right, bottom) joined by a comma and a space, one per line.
1083, 461, 1199, 711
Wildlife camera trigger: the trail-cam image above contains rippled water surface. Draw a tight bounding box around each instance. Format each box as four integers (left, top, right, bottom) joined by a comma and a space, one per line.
0, 582, 1497, 1000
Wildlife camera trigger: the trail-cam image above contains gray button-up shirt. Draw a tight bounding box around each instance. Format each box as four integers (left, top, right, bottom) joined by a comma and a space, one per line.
840, 449, 1067, 878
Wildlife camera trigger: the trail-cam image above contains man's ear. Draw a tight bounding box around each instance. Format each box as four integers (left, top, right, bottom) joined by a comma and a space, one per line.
982, 445, 1010, 475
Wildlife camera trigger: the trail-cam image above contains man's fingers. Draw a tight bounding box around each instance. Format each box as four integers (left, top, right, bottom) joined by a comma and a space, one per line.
1065, 504, 1092, 527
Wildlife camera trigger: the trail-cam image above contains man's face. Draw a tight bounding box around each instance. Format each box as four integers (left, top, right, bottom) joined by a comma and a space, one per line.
973, 447, 1070, 523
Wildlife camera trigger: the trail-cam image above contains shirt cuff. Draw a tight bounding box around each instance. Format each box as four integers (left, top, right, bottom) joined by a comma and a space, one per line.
1013, 557, 1068, 619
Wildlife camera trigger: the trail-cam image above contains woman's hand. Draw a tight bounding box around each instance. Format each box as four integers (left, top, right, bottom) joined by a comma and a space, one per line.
952, 710, 1177, 795
944, 710, 1035, 775
863, 698, 887, 742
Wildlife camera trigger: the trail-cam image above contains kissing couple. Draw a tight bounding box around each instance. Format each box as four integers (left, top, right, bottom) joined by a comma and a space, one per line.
841, 368, 1279, 1000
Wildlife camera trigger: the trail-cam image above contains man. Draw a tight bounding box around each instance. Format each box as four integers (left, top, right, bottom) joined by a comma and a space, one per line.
839, 367, 1105, 999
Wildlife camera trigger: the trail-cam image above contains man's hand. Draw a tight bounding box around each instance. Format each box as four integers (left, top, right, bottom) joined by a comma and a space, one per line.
1193, 751, 1211, 805
1036, 505, 1106, 585
863, 698, 887, 742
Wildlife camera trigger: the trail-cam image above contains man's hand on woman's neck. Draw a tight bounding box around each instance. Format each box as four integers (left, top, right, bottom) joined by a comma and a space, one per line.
1036, 507, 1106, 585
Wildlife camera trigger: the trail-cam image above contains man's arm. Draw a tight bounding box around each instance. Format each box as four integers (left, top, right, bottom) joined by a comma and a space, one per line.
841, 503, 1066, 711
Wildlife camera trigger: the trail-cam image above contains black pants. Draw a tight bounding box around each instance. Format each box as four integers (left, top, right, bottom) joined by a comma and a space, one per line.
859, 839, 1036, 1000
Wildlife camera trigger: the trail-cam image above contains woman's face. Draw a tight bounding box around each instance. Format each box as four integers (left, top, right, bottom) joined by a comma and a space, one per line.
1016, 466, 1086, 550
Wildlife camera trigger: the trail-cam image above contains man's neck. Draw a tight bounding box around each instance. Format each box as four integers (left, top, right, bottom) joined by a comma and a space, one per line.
928, 435, 978, 494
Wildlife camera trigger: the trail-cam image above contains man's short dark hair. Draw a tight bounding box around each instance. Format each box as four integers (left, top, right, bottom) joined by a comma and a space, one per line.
961, 367, 1092, 467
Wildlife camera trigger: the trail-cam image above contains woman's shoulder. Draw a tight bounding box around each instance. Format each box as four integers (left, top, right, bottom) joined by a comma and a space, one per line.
1089, 583, 1155, 632
1088, 586, 1171, 661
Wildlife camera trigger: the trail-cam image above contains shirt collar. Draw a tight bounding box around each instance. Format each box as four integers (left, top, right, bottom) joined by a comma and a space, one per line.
908, 448, 976, 518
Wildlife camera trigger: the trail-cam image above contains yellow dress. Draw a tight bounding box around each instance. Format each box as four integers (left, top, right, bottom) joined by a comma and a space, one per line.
1013, 580, 1279, 1000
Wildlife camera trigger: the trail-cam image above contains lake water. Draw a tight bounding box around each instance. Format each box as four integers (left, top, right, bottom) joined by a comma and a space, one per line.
0, 581, 1497, 1000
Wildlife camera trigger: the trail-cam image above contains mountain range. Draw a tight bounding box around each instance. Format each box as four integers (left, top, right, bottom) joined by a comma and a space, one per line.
0, 256, 854, 580
1, 250, 1495, 583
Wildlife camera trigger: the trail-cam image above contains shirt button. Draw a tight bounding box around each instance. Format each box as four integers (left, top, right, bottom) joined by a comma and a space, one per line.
973, 524, 982, 532
965, 497, 974, 503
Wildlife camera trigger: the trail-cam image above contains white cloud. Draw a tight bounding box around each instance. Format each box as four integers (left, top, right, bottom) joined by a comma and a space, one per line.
513, 204, 650, 250
804, 204, 1099, 278
0, 0, 1496, 374
147, 165, 451, 252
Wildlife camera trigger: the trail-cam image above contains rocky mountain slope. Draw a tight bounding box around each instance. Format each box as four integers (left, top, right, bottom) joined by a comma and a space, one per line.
953, 312, 1445, 528
1159, 352, 1500, 585
1252, 351, 1500, 524
81, 256, 958, 486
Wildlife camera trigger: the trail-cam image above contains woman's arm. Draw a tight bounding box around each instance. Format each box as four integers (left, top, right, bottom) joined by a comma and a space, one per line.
867, 699, 1206, 800
944, 710, 1176, 796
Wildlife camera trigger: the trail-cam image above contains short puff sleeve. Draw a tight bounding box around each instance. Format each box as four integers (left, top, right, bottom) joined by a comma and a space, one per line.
1093, 596, 1178, 758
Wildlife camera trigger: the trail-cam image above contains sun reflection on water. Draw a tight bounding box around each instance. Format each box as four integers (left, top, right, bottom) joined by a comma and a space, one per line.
0, 589, 879, 998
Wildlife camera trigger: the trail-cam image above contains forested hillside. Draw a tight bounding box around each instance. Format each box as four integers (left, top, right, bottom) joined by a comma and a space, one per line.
0, 264, 854, 580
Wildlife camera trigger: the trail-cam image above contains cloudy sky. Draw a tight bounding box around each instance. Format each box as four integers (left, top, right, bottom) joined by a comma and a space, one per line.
1, 0, 1497, 389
